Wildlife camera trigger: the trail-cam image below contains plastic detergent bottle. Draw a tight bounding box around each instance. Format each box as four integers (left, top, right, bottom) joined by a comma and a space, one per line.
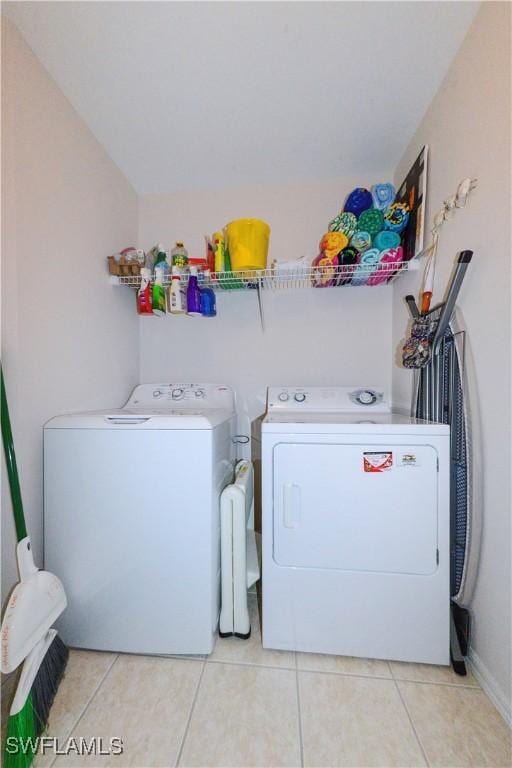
200, 286, 216, 317
153, 246, 169, 278
137, 268, 153, 315
167, 267, 185, 314
186, 266, 201, 316
205, 236, 215, 273
213, 232, 225, 272
146, 243, 162, 273
199, 271, 217, 317
152, 268, 166, 316
171, 242, 189, 268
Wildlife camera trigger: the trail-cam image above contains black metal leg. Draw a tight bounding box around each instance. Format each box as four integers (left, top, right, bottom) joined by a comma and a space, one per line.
450, 606, 467, 676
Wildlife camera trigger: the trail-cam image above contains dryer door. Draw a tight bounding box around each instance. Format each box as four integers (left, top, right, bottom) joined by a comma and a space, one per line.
273, 441, 438, 575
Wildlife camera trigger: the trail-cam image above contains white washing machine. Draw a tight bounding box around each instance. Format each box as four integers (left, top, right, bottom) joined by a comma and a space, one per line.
262, 385, 450, 665
44, 383, 235, 655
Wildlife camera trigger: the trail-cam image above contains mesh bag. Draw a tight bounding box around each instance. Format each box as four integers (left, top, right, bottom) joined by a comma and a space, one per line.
402, 316, 439, 369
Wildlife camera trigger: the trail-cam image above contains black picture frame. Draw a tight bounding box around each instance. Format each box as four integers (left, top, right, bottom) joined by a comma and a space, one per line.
396, 145, 428, 262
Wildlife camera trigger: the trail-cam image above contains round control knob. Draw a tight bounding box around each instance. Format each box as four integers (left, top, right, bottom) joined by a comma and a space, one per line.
171, 388, 184, 400
278, 392, 289, 402
195, 389, 205, 399
294, 393, 306, 403
153, 390, 163, 398
357, 390, 377, 405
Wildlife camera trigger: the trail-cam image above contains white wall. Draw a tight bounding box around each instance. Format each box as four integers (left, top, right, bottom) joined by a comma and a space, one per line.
391, 2, 511, 721
4, 3, 510, 726
138, 178, 394, 428
1, 20, 140, 602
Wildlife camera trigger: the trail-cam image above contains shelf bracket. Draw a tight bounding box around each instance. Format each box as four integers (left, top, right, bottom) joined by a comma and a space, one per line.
256, 281, 265, 332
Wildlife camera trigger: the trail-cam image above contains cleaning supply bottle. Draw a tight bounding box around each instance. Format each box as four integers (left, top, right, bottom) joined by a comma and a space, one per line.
199, 270, 217, 317
200, 287, 216, 317
152, 268, 166, 316
167, 267, 185, 314
205, 236, 215, 273
213, 232, 225, 272
153, 246, 169, 279
186, 266, 201, 316
171, 242, 189, 268
137, 268, 153, 315
149, 243, 164, 265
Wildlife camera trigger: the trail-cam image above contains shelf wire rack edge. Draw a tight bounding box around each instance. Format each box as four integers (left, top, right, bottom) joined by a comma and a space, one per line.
111, 261, 417, 290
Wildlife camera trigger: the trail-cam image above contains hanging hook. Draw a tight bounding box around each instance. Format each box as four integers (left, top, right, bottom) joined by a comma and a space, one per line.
232, 435, 250, 445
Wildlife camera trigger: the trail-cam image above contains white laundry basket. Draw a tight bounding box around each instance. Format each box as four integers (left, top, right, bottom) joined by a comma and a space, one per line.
219, 460, 260, 638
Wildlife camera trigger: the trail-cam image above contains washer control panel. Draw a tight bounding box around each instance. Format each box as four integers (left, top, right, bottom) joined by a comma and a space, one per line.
267, 386, 387, 412
125, 383, 234, 411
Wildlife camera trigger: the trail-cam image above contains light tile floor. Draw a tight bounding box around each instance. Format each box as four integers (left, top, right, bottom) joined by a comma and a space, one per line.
1, 594, 509, 768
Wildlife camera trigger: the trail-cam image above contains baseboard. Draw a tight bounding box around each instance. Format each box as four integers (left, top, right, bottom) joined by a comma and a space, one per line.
468, 647, 512, 726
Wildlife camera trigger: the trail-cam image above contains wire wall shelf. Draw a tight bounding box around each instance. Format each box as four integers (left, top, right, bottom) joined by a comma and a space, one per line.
110, 260, 418, 291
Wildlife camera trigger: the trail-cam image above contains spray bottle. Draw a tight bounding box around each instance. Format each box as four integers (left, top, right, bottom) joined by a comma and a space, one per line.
137, 268, 153, 315
205, 236, 215, 273
213, 232, 225, 273
199, 270, 217, 317
152, 267, 166, 316
186, 266, 202, 316
167, 267, 186, 314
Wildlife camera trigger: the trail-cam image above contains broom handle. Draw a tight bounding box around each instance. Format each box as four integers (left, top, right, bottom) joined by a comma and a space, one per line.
1, 367, 28, 542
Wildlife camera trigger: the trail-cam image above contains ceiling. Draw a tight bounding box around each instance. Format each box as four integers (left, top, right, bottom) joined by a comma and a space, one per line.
4, 1, 479, 195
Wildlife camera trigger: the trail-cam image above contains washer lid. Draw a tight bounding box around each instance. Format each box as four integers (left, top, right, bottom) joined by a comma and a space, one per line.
44, 408, 233, 430
45, 382, 236, 429
263, 411, 450, 435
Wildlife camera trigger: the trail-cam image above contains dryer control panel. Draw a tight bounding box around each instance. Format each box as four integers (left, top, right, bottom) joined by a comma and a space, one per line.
267, 386, 388, 412
125, 383, 235, 412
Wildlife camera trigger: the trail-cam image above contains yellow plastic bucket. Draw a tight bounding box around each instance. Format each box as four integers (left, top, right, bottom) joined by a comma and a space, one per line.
225, 218, 270, 271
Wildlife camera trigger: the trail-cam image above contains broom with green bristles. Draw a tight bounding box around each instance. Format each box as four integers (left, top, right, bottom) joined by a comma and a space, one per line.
1, 367, 69, 768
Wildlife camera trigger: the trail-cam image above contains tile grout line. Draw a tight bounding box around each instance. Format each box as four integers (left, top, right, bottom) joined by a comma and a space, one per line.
206, 657, 297, 672
388, 661, 479, 689
47, 653, 120, 768
393, 677, 431, 768
389, 667, 480, 689
295, 666, 415, 684
393, 678, 479, 689
295, 654, 305, 768
175, 658, 207, 768
205, 655, 480, 688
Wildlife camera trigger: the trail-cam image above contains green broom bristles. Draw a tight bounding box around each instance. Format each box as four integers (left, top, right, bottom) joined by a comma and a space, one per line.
3, 695, 38, 768
3, 635, 69, 768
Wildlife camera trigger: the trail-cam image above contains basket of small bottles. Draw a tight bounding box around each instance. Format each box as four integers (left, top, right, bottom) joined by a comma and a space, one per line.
107, 247, 146, 276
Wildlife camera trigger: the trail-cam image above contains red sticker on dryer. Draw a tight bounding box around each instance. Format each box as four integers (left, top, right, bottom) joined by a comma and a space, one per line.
363, 452, 393, 472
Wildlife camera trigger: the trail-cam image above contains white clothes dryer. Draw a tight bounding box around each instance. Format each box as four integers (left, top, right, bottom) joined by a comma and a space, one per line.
262, 385, 450, 665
